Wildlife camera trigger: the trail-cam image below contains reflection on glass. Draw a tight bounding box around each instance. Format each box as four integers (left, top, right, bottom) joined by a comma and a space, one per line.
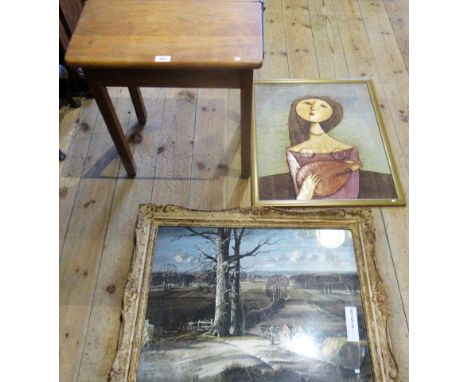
316, 229, 346, 249
138, 227, 373, 382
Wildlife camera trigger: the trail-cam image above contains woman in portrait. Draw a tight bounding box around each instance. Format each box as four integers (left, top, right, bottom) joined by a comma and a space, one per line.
287, 96, 360, 200
258, 95, 397, 201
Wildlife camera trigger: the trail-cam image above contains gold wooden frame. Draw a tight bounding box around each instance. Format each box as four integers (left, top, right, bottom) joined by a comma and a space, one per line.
109, 204, 399, 381
251, 79, 406, 207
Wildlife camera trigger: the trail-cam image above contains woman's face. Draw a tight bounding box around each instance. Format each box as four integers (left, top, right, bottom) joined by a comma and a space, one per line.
295, 98, 333, 123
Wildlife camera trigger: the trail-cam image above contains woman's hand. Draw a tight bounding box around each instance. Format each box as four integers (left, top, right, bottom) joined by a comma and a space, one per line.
297, 174, 320, 201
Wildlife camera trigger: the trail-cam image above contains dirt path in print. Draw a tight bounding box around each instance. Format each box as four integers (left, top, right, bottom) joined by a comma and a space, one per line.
139, 337, 274, 382
138, 298, 342, 382
250, 297, 346, 339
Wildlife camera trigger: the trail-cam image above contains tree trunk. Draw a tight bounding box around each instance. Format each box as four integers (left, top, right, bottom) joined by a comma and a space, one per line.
212, 228, 231, 337
230, 255, 242, 335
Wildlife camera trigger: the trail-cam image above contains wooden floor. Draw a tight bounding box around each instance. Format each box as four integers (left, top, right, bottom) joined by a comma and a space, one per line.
59, 0, 408, 381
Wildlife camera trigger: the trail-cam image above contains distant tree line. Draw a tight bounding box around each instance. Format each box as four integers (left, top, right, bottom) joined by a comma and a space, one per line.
289, 273, 359, 294
151, 269, 196, 290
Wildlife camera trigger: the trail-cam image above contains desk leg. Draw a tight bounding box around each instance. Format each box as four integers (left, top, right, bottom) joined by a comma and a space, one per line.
240, 69, 253, 179
128, 87, 147, 124
90, 84, 137, 177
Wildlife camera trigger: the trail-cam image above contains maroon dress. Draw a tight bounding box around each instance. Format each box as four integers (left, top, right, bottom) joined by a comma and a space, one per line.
286, 146, 360, 199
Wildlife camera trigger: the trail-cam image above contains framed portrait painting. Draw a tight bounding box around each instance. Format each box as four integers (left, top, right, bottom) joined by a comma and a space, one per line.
109, 205, 398, 382
251, 80, 405, 207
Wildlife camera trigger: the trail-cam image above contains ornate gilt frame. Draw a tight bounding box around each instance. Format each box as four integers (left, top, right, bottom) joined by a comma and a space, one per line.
109, 205, 399, 381
251, 79, 406, 207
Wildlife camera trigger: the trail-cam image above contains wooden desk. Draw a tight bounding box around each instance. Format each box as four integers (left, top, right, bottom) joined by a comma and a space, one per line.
66, 0, 264, 177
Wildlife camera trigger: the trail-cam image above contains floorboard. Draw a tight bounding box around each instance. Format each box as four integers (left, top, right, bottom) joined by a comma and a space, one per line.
383, 0, 409, 70
189, 89, 229, 210
59, 99, 99, 256
283, 0, 320, 79
60, 89, 133, 381
151, 88, 197, 207
59, 1, 409, 380
77, 88, 166, 381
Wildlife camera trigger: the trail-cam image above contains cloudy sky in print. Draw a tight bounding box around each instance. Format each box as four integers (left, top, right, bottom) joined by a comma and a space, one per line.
152, 227, 358, 274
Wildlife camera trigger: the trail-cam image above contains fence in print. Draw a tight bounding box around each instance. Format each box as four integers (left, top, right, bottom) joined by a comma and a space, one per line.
185, 319, 214, 333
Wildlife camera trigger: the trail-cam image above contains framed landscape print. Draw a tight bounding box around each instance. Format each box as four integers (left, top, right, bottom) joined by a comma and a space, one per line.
251, 80, 405, 207
109, 205, 398, 382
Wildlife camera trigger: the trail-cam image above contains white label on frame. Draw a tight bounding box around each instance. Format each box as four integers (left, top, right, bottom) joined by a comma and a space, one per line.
345, 306, 360, 342
154, 55, 171, 62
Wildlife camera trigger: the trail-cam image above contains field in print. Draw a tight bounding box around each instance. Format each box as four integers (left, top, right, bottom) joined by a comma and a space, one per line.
138, 227, 373, 382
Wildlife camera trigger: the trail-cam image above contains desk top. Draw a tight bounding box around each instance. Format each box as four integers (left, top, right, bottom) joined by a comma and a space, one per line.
65, 0, 264, 69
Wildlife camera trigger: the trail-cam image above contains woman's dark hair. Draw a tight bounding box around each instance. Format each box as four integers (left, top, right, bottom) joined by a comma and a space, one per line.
288, 96, 343, 146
